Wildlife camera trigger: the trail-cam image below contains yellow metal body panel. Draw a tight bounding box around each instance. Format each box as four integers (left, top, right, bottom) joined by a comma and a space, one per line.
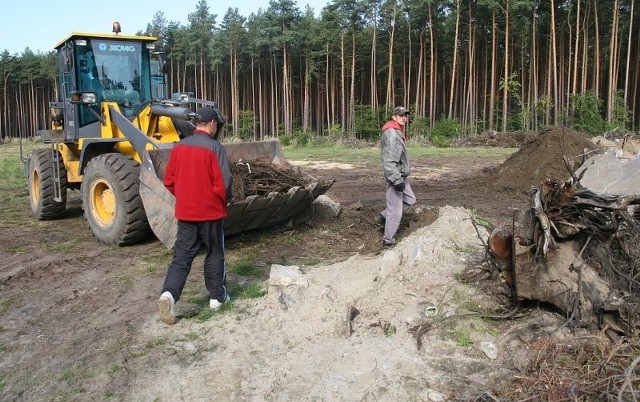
132, 104, 181, 144
95, 102, 180, 163
54, 142, 81, 184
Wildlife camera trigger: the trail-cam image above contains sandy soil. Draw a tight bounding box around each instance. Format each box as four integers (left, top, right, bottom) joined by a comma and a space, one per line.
0, 128, 626, 401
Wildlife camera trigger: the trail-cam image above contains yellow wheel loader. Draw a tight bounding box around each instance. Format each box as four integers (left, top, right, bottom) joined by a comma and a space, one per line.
23, 30, 332, 249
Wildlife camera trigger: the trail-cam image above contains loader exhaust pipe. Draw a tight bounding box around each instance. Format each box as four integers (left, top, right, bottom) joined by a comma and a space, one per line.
150, 104, 196, 121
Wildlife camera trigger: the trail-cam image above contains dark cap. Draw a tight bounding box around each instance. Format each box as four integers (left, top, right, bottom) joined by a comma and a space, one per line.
393, 106, 409, 116
195, 107, 225, 124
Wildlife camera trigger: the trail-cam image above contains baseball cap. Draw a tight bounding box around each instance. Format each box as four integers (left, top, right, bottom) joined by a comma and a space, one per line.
393, 106, 409, 116
195, 107, 225, 124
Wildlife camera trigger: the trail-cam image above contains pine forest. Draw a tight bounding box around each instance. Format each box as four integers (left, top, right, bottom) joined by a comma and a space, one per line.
1, 0, 639, 143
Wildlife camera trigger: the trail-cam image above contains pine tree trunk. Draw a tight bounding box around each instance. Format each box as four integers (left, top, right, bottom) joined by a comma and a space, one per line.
550, 0, 559, 125
501, 0, 510, 133
623, 0, 634, 109
428, 5, 436, 126
531, 12, 539, 132
340, 31, 346, 135
489, 10, 496, 131
415, 30, 424, 117
449, 0, 460, 119
607, 0, 620, 123
325, 44, 331, 132
594, 0, 601, 99
386, 3, 396, 109
370, 8, 378, 111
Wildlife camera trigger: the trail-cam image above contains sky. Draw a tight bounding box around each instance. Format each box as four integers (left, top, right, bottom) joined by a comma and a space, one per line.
1, 0, 329, 55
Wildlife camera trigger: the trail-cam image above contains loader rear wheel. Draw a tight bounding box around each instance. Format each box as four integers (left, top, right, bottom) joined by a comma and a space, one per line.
28, 148, 67, 219
82, 153, 150, 246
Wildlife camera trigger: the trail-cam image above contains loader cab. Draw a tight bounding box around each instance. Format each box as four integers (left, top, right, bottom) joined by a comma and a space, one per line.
54, 32, 167, 141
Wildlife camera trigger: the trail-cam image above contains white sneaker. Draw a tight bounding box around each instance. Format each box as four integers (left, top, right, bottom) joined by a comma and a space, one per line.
158, 291, 176, 325
210, 294, 230, 311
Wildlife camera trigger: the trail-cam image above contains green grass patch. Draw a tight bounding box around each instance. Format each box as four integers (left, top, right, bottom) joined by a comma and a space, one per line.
5, 245, 29, 253
283, 143, 516, 164
0, 140, 40, 190
194, 308, 216, 322
266, 256, 290, 266
45, 239, 81, 253
0, 299, 13, 316
286, 233, 302, 245
140, 250, 172, 265
117, 274, 134, 286
228, 258, 261, 277
468, 208, 493, 230
283, 144, 379, 163
144, 337, 168, 348
232, 282, 266, 299
181, 292, 209, 308
53, 387, 85, 400
139, 252, 170, 275
193, 301, 233, 322
450, 327, 473, 347
58, 364, 93, 382
301, 257, 322, 266
127, 350, 146, 359
107, 364, 125, 377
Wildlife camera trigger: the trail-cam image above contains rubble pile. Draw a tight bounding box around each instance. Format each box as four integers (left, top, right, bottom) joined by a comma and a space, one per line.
485, 126, 640, 338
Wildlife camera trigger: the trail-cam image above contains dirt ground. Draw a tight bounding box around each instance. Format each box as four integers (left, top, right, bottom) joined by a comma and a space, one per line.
0, 127, 633, 401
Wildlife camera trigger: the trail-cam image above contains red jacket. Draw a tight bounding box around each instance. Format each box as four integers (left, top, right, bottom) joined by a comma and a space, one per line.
163, 130, 233, 221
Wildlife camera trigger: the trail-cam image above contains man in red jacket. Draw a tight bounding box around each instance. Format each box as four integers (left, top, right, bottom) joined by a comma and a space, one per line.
158, 106, 233, 325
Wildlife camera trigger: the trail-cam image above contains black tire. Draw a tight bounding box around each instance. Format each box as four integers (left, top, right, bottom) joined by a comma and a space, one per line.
82, 153, 150, 246
28, 148, 67, 219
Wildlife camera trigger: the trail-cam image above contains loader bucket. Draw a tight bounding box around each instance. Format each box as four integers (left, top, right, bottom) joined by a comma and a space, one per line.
139, 149, 176, 249
138, 141, 334, 250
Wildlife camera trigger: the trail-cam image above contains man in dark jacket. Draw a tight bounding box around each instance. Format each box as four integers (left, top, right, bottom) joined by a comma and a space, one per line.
377, 106, 416, 248
158, 106, 233, 325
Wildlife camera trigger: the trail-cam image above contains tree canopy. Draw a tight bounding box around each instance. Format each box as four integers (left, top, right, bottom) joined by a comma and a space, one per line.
1, 0, 639, 141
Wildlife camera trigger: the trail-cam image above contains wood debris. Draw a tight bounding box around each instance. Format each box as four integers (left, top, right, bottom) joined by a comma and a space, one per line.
230, 160, 312, 200
488, 153, 640, 338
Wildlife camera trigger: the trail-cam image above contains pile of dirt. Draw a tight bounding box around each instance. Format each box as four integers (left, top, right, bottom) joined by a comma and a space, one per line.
452, 130, 536, 148
487, 126, 603, 191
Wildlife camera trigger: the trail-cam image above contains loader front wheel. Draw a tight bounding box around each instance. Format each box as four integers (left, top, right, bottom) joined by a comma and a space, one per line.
28, 148, 67, 219
82, 153, 150, 246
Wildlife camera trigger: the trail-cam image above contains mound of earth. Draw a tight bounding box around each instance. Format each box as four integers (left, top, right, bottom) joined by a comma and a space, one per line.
481, 126, 602, 192
129, 207, 516, 401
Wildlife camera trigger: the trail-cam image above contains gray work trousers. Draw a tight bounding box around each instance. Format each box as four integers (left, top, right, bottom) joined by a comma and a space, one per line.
381, 180, 416, 244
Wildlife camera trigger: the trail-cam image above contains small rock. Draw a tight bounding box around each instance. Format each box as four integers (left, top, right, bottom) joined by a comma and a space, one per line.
427, 389, 446, 401
479, 341, 498, 360
269, 264, 308, 288
379, 250, 402, 277
311, 195, 342, 220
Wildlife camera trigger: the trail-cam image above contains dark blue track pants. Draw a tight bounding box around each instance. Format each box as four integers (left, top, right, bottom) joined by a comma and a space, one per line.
161, 219, 227, 303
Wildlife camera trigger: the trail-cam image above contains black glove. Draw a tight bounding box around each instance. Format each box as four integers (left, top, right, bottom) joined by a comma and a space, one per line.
393, 181, 405, 192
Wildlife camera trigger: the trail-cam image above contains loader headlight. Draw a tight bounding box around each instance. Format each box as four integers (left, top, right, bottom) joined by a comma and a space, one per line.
70, 92, 97, 105
172, 92, 192, 103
